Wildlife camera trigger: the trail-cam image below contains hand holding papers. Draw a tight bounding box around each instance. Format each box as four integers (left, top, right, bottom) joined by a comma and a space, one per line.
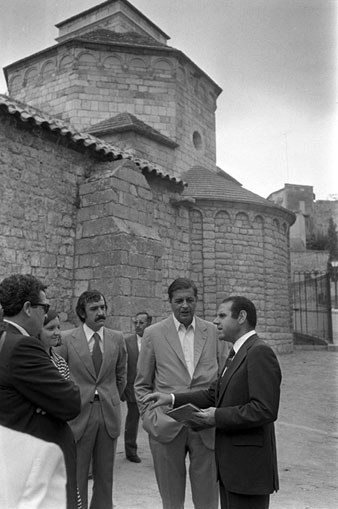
166, 403, 200, 424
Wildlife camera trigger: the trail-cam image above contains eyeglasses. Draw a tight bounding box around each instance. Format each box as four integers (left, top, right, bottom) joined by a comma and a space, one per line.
31, 303, 50, 314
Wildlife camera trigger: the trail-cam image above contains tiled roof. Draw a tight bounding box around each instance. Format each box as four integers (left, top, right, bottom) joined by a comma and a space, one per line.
182, 167, 285, 208
76, 29, 166, 48
85, 112, 178, 148
0, 94, 184, 186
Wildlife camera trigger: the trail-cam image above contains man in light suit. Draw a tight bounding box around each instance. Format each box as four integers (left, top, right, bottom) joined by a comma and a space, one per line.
0, 274, 81, 509
143, 296, 282, 509
122, 310, 152, 463
0, 424, 67, 509
58, 290, 127, 509
135, 278, 227, 509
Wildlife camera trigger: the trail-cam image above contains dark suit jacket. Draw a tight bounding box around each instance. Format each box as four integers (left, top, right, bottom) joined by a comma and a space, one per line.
58, 325, 127, 441
0, 324, 81, 443
0, 324, 81, 509
121, 333, 139, 403
175, 334, 281, 496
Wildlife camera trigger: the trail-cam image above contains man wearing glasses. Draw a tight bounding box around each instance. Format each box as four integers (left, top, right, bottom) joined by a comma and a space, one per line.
0, 274, 81, 509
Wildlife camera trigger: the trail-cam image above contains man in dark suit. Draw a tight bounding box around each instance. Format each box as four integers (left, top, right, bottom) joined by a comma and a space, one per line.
58, 289, 127, 509
135, 278, 228, 509
0, 274, 81, 509
142, 296, 282, 509
122, 310, 152, 463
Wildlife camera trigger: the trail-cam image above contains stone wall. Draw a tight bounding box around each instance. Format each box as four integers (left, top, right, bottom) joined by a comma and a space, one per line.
7, 45, 218, 178
0, 109, 85, 321
74, 160, 192, 332
187, 201, 294, 353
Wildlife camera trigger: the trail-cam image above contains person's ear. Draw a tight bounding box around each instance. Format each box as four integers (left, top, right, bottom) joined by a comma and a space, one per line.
22, 301, 33, 317
238, 310, 247, 324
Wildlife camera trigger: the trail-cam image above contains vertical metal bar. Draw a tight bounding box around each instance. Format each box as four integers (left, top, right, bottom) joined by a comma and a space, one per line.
327, 271, 333, 343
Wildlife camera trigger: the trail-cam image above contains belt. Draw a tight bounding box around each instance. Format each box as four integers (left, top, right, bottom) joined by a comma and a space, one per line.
93, 394, 100, 401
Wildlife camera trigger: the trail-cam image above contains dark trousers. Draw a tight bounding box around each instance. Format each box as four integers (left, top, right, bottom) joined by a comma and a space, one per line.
124, 401, 140, 458
219, 479, 270, 509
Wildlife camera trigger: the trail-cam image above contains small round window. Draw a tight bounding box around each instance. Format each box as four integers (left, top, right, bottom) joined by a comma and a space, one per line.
192, 131, 203, 150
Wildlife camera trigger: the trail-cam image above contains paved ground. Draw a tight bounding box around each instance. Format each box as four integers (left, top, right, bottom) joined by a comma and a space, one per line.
94, 349, 338, 509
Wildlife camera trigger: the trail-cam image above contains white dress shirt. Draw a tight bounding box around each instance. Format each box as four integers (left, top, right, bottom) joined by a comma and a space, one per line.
173, 314, 196, 378
83, 323, 104, 354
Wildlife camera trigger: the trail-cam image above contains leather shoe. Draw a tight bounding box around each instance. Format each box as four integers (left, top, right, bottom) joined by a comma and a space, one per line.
127, 455, 141, 463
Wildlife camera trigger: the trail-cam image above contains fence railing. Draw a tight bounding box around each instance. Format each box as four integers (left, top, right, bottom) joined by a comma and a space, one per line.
292, 271, 333, 343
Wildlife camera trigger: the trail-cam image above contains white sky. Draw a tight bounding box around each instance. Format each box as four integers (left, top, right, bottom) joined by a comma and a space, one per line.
0, 0, 336, 200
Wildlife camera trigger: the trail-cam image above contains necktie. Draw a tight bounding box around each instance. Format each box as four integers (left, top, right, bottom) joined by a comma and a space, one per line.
220, 347, 235, 377
92, 333, 102, 376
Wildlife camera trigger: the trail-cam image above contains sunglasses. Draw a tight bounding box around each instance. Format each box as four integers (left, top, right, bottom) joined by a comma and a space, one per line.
31, 303, 50, 314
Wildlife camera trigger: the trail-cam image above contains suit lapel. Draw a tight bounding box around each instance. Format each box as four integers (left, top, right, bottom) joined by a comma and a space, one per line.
162, 316, 187, 371
72, 327, 96, 379
217, 335, 257, 403
193, 317, 207, 370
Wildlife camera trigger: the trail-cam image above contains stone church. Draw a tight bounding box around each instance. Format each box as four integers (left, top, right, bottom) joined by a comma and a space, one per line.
0, 0, 295, 351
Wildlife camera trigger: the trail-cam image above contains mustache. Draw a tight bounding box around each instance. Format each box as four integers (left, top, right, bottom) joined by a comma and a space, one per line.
95, 315, 106, 321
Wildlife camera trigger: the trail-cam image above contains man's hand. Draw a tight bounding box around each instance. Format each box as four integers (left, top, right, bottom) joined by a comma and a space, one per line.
190, 407, 216, 428
141, 392, 172, 410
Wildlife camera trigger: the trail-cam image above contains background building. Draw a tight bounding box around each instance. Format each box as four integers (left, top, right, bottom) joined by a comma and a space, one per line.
0, 0, 295, 351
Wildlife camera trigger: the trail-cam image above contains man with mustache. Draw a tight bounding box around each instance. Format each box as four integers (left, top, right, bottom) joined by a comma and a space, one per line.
57, 290, 127, 509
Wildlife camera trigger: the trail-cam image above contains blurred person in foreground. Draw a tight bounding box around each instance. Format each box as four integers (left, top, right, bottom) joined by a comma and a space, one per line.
0, 274, 81, 509
57, 289, 127, 509
121, 310, 152, 463
0, 424, 67, 509
142, 296, 282, 509
135, 278, 228, 509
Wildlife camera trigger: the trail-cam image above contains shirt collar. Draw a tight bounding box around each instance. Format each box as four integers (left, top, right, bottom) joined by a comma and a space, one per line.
3, 319, 29, 336
172, 314, 196, 332
233, 330, 256, 354
83, 323, 104, 342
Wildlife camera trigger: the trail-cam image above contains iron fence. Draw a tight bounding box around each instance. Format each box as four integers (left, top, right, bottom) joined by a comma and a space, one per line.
292, 271, 333, 343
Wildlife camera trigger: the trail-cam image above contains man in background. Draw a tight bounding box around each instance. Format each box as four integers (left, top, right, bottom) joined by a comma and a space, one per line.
58, 289, 127, 509
122, 310, 152, 463
0, 274, 81, 509
135, 277, 227, 509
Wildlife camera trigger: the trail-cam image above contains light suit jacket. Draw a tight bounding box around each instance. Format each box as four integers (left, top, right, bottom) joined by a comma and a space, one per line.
135, 315, 228, 449
0, 425, 67, 509
121, 333, 139, 403
58, 325, 127, 441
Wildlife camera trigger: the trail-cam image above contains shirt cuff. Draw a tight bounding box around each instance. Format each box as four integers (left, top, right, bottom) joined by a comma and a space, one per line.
170, 393, 175, 408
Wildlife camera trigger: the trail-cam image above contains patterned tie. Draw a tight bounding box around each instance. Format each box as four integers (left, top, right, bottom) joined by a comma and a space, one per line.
92, 333, 102, 376
220, 347, 236, 377
217, 348, 236, 399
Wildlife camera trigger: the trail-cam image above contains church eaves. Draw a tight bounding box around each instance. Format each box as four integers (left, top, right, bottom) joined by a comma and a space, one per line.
0, 94, 184, 187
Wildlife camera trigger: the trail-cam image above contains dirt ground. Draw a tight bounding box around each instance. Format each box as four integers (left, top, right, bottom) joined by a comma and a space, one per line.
92, 349, 338, 509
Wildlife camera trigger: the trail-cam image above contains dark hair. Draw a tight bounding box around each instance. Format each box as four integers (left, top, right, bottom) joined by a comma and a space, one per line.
76, 290, 107, 322
135, 311, 152, 324
168, 278, 198, 301
222, 296, 257, 328
43, 309, 59, 326
0, 274, 47, 317
0, 306, 7, 335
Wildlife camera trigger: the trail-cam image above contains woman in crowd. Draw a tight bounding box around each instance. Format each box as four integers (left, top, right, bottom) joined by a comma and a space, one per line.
40, 309, 82, 509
